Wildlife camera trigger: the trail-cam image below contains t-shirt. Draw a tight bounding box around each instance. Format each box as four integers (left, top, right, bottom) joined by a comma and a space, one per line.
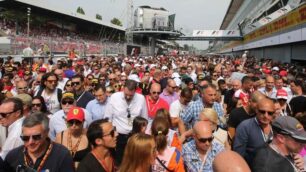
252, 145, 295, 172
169, 99, 186, 118
234, 89, 249, 106
227, 107, 254, 129
77, 152, 116, 172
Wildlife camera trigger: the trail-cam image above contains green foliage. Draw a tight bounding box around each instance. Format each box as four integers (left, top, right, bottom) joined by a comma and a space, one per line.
110, 18, 122, 26
96, 14, 102, 20
77, 7, 85, 15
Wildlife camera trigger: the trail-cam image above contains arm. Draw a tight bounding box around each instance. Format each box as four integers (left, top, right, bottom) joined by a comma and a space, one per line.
232, 123, 248, 158
104, 97, 114, 122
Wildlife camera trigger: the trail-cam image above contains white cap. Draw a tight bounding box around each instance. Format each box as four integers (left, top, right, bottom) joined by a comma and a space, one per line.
150, 64, 157, 69
171, 72, 180, 78
128, 74, 140, 82
272, 66, 279, 71
134, 64, 141, 67
161, 66, 168, 70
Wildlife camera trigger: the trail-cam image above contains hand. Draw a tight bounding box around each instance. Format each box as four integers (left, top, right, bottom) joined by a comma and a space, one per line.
293, 153, 304, 171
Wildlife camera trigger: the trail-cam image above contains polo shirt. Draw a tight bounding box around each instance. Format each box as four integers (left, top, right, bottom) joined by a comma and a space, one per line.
145, 95, 169, 119
159, 89, 179, 106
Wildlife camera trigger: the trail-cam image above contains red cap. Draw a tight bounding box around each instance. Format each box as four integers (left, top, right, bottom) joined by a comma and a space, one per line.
276, 89, 288, 99
66, 107, 85, 122
39, 67, 47, 73
279, 70, 288, 77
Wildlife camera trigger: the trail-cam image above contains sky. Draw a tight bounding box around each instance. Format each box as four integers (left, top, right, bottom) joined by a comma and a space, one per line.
44, 0, 231, 49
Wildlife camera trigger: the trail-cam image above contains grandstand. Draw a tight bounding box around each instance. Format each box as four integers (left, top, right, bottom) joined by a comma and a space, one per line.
214, 0, 306, 63
0, 0, 125, 55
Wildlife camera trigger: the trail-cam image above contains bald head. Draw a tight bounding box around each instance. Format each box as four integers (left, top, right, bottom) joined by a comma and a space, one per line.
150, 83, 161, 101
193, 120, 212, 136
213, 150, 251, 172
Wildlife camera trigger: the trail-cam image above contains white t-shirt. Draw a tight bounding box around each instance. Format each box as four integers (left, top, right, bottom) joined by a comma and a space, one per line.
169, 99, 186, 118
41, 89, 60, 114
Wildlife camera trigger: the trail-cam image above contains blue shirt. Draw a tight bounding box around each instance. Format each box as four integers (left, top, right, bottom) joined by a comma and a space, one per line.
182, 140, 224, 172
181, 99, 224, 129
86, 98, 108, 121
233, 117, 273, 166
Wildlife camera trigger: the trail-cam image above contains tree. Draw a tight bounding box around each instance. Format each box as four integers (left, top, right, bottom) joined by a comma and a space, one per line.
76, 7, 85, 15
110, 18, 122, 26
96, 14, 102, 20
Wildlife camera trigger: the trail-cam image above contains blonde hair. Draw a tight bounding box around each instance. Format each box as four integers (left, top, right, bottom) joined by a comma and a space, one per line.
199, 108, 218, 125
119, 133, 155, 172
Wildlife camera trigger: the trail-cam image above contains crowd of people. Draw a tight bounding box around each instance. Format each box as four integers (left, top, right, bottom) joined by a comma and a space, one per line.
0, 53, 306, 172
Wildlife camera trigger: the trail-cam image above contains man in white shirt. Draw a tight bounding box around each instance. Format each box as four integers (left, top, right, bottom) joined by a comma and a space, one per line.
0, 98, 24, 159
105, 79, 148, 165
49, 92, 92, 141
54, 69, 68, 90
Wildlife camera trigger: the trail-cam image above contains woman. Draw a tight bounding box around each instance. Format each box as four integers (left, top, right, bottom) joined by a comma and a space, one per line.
31, 96, 50, 116
130, 116, 148, 136
199, 108, 231, 149
151, 117, 185, 172
119, 133, 156, 172
85, 74, 94, 92
55, 107, 90, 168
64, 79, 73, 93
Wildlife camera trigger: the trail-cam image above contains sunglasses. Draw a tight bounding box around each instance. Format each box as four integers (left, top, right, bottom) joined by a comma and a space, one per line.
169, 85, 177, 89
47, 80, 57, 84
20, 134, 42, 142
67, 119, 83, 126
103, 127, 116, 137
0, 110, 18, 118
198, 136, 214, 143
66, 84, 72, 87
61, 100, 74, 105
32, 103, 41, 107
18, 87, 28, 90
258, 109, 275, 116
151, 91, 161, 95
72, 82, 80, 86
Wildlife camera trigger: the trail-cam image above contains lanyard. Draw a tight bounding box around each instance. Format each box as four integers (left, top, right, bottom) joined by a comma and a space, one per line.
198, 147, 211, 172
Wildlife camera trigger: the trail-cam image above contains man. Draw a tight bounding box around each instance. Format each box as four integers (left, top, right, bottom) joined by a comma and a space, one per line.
289, 80, 306, 116
107, 73, 117, 87
71, 74, 95, 108
77, 119, 118, 172
258, 75, 277, 98
159, 79, 179, 106
54, 68, 69, 90
223, 79, 241, 114
35, 72, 62, 114
145, 83, 169, 119
15, 94, 32, 117
4, 113, 74, 172
86, 85, 109, 121
252, 116, 306, 172
0, 98, 24, 159
49, 92, 92, 140
170, 87, 193, 133
181, 84, 224, 129
228, 91, 265, 139
213, 150, 251, 172
275, 76, 292, 97
233, 98, 275, 165
233, 76, 253, 107
105, 79, 148, 165
182, 121, 224, 172
13, 80, 29, 96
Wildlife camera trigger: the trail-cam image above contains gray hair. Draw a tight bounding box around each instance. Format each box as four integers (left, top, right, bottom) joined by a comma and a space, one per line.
22, 112, 49, 131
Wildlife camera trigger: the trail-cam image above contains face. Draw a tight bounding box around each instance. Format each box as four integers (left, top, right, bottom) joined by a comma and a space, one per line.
2, 76, 9, 83
167, 81, 177, 94
101, 122, 118, 148
187, 67, 192, 74
95, 88, 107, 104
201, 87, 217, 106
266, 77, 275, 90
108, 74, 116, 86
31, 99, 42, 112
120, 76, 127, 85
61, 98, 75, 113
54, 69, 63, 81
275, 79, 283, 89
290, 82, 298, 94
243, 81, 253, 92
22, 124, 48, 155
212, 73, 218, 80
67, 119, 83, 131
65, 81, 73, 92
232, 81, 241, 91
256, 102, 275, 125
284, 135, 305, 153
150, 85, 161, 101
0, 102, 21, 127
72, 77, 83, 92
44, 75, 58, 91
17, 82, 28, 94
124, 87, 135, 102
273, 102, 281, 119
194, 128, 214, 153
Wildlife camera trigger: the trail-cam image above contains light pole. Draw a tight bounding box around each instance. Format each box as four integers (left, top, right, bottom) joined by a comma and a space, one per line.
27, 7, 31, 38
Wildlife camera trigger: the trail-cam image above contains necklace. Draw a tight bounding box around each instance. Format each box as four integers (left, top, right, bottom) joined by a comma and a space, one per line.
24, 142, 53, 172
67, 130, 83, 157
91, 150, 114, 172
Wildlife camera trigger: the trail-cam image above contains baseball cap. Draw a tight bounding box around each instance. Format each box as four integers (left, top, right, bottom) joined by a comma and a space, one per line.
279, 70, 288, 77
62, 92, 75, 100
161, 66, 168, 70
272, 66, 279, 71
128, 74, 140, 82
39, 67, 47, 73
15, 93, 32, 107
272, 116, 306, 143
66, 107, 85, 122
276, 89, 288, 100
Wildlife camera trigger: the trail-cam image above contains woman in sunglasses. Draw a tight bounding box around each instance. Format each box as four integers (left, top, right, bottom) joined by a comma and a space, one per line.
55, 106, 90, 168
151, 117, 185, 172
64, 79, 73, 93
31, 96, 50, 116
199, 108, 231, 150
